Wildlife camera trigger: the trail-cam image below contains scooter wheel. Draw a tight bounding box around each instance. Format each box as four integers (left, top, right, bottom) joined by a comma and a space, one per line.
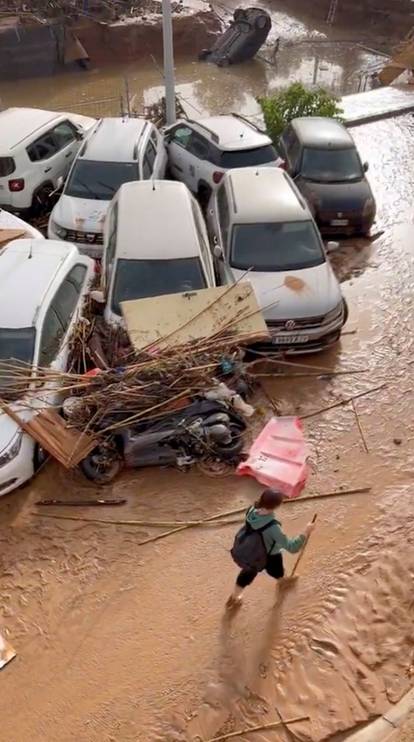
197, 458, 236, 477
80, 445, 122, 484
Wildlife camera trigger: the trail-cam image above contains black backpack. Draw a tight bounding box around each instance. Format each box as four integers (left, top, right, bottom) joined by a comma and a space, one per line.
231, 513, 275, 571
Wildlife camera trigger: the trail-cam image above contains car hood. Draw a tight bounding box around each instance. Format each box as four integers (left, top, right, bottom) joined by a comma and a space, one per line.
231, 263, 342, 321
0, 403, 33, 452
300, 178, 373, 211
52, 195, 109, 232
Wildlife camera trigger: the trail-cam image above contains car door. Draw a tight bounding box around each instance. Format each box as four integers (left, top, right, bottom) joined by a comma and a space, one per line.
184, 132, 212, 193
210, 184, 233, 285
141, 139, 158, 180
26, 120, 79, 192
191, 199, 216, 287
51, 119, 82, 179
166, 124, 194, 189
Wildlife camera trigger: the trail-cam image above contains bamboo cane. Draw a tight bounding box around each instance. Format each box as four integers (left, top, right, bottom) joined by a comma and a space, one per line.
291, 513, 317, 577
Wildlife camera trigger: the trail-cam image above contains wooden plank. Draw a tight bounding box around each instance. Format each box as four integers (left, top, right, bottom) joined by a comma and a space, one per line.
0, 632, 16, 669
0, 229, 27, 247
121, 283, 269, 352
0, 402, 96, 468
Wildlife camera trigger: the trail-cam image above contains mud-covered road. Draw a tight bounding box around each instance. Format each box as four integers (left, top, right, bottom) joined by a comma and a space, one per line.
1, 117, 414, 741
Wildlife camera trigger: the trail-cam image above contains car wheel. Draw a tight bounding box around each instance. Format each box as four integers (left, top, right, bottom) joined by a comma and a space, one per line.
32, 183, 54, 217
34, 444, 49, 472
342, 298, 349, 325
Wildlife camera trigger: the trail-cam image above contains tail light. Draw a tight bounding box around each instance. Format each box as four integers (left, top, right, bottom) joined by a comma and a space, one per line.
278, 159, 287, 171
8, 178, 25, 192
213, 171, 224, 184
94, 259, 102, 275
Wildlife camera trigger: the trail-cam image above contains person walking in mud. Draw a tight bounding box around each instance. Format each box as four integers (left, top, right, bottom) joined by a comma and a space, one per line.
227, 489, 315, 607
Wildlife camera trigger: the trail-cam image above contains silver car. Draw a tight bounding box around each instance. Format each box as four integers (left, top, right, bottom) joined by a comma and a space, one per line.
206, 166, 347, 353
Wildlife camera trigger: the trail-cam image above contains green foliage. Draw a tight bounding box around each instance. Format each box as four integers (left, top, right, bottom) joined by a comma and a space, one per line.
258, 82, 344, 145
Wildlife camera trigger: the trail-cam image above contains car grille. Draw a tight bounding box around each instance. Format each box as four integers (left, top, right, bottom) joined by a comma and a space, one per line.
65, 230, 103, 245
318, 209, 361, 221
267, 315, 326, 331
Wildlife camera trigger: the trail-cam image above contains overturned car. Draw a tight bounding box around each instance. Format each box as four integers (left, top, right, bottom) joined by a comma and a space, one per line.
199, 7, 271, 66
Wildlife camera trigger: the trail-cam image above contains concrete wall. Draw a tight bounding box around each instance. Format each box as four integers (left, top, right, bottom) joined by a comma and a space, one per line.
0, 22, 64, 80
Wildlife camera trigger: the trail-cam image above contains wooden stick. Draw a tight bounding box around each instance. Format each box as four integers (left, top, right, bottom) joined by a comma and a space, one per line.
203, 716, 310, 742
351, 398, 369, 453
300, 383, 387, 420
275, 705, 299, 741
250, 369, 368, 379
291, 514, 317, 577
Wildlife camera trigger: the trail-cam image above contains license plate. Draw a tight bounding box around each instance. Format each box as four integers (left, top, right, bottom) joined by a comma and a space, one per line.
272, 335, 309, 344
331, 219, 349, 226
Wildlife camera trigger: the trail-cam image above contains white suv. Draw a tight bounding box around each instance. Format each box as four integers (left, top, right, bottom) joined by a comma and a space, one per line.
0, 239, 94, 496
207, 167, 347, 354
0, 107, 95, 215
165, 114, 279, 205
48, 117, 167, 258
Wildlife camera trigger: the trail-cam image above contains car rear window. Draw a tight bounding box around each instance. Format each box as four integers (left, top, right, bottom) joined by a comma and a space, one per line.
0, 157, 15, 177
220, 145, 277, 168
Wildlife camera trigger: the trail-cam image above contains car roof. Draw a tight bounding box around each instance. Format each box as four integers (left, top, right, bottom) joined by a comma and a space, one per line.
0, 108, 65, 152
290, 117, 354, 149
115, 181, 201, 260
80, 117, 150, 162
0, 239, 77, 327
225, 167, 311, 222
189, 115, 272, 151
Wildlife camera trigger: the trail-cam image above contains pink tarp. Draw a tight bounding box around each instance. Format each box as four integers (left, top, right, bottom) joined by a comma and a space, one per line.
237, 416, 309, 498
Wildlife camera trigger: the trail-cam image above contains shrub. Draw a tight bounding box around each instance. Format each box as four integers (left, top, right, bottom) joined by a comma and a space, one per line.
258, 82, 343, 145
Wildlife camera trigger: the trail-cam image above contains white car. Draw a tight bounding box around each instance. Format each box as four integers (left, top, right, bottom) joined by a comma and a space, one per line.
48, 117, 167, 259
0, 239, 94, 496
101, 180, 216, 326
207, 167, 347, 354
165, 114, 280, 205
0, 107, 95, 215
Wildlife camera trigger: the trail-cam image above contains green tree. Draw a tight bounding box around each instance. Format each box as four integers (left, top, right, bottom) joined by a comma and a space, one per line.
258, 82, 343, 145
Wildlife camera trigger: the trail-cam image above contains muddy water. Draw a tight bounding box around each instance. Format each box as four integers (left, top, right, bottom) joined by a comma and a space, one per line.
0, 112, 413, 742
0, 2, 386, 116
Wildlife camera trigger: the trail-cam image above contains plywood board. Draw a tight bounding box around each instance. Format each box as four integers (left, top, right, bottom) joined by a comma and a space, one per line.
0, 403, 97, 469
121, 282, 269, 352
0, 229, 27, 247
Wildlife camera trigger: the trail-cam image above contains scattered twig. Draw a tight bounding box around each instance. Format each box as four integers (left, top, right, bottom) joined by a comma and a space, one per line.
300, 383, 387, 420
351, 398, 370, 453
203, 716, 310, 742
275, 705, 300, 741
36, 498, 127, 507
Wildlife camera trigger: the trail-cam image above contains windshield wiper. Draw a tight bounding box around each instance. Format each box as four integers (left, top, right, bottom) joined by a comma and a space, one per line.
97, 181, 115, 195
72, 179, 100, 199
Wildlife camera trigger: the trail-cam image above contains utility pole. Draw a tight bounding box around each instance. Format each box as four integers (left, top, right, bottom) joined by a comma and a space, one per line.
162, 0, 176, 125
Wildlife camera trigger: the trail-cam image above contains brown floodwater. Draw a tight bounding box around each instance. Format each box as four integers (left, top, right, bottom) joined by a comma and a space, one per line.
0, 9, 414, 739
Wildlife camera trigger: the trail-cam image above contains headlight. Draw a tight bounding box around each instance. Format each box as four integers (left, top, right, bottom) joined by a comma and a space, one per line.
0, 431, 23, 468
51, 220, 68, 239
363, 197, 375, 217
323, 302, 343, 324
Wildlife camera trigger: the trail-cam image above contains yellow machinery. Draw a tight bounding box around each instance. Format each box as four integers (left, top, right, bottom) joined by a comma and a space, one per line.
379, 28, 414, 85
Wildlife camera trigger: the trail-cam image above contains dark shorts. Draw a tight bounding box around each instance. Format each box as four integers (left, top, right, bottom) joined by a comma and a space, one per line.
236, 552, 284, 588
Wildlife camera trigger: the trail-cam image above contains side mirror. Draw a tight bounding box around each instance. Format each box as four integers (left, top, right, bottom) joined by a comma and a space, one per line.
213, 244, 223, 259
326, 241, 340, 254
363, 161, 369, 172
76, 130, 84, 141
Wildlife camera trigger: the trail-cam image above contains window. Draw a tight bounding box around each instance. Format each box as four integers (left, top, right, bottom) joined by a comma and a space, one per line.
219, 145, 277, 169
280, 125, 296, 153
191, 200, 210, 271
65, 160, 138, 200
0, 157, 15, 177
39, 307, 64, 367
170, 126, 192, 148
151, 129, 159, 146
230, 221, 325, 272
142, 141, 157, 179
51, 264, 87, 331
217, 185, 230, 246
187, 133, 210, 161
52, 120, 77, 150
27, 131, 59, 162
111, 257, 207, 315
286, 134, 301, 173
0, 327, 36, 390
300, 147, 363, 183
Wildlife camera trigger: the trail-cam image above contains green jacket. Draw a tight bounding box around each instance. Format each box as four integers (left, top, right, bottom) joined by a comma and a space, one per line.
246, 507, 305, 556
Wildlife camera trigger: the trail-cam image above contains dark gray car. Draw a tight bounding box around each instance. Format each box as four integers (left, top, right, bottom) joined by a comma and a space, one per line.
278, 117, 376, 235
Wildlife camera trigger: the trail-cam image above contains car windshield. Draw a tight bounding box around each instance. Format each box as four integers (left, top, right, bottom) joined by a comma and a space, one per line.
220, 145, 277, 168
0, 327, 36, 387
301, 147, 363, 183
65, 160, 139, 200
111, 257, 207, 315
230, 221, 325, 271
